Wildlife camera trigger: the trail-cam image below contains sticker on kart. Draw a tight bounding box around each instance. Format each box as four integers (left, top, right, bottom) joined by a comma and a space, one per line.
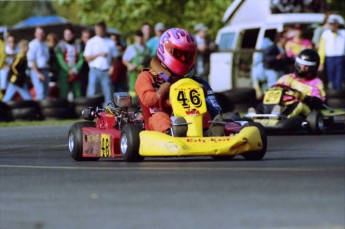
263, 89, 283, 105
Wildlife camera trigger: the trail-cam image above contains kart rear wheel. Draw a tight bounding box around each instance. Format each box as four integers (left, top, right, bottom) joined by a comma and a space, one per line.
68, 122, 99, 161
307, 111, 324, 134
120, 124, 144, 162
242, 122, 267, 160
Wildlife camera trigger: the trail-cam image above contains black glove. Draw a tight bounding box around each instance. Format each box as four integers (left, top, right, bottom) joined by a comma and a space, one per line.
303, 96, 323, 110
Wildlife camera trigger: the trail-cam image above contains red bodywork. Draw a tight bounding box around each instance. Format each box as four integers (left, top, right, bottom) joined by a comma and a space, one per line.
80, 111, 243, 159
82, 112, 122, 159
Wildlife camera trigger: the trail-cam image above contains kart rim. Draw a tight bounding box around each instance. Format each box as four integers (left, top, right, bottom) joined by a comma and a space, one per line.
68, 132, 74, 153
318, 117, 324, 130
120, 135, 128, 155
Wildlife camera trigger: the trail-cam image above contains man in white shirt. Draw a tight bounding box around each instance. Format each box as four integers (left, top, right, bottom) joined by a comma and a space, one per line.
84, 21, 119, 106
27, 27, 50, 100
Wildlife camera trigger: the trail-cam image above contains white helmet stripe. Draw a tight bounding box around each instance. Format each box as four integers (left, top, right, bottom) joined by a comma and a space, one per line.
296, 57, 317, 66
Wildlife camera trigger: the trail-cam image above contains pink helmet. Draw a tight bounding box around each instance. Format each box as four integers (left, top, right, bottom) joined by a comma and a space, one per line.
157, 28, 197, 77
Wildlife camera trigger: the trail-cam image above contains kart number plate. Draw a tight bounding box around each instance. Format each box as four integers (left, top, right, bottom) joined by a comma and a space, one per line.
100, 134, 111, 157
263, 90, 282, 105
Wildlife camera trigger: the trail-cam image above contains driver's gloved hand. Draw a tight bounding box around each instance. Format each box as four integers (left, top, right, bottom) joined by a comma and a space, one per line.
156, 82, 171, 99
303, 96, 323, 109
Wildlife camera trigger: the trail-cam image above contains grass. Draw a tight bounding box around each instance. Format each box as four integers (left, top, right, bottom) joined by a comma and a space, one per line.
0, 119, 82, 127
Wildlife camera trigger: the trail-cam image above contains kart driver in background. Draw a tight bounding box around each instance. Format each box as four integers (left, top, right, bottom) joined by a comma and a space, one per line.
274, 49, 326, 117
135, 28, 223, 137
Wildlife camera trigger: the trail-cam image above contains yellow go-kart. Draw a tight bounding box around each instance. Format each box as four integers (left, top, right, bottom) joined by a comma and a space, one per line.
120, 78, 267, 162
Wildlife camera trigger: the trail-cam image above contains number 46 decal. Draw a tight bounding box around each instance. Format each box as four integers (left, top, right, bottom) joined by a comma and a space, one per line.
177, 89, 202, 108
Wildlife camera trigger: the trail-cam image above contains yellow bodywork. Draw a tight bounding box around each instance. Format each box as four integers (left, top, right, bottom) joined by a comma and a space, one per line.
139, 126, 263, 157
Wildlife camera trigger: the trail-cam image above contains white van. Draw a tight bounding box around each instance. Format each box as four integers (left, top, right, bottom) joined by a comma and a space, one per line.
209, 0, 326, 96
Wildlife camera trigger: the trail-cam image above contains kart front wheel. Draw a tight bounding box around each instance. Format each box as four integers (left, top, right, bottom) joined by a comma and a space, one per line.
307, 111, 324, 134
68, 122, 99, 161
242, 122, 267, 160
120, 124, 144, 162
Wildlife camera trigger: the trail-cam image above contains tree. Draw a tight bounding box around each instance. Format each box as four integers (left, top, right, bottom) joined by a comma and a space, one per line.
57, 0, 233, 38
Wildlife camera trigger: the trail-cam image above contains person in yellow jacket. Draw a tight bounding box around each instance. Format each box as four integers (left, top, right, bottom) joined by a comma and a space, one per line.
0, 39, 5, 99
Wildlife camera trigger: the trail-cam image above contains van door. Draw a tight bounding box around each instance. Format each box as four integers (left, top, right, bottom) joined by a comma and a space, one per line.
209, 32, 236, 92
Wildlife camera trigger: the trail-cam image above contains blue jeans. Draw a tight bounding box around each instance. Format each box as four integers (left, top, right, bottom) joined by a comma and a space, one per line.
0, 68, 9, 90
87, 68, 112, 107
2, 83, 32, 102
326, 56, 345, 90
30, 69, 50, 100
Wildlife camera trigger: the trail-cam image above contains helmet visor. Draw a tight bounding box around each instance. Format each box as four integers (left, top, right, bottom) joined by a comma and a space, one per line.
171, 47, 196, 64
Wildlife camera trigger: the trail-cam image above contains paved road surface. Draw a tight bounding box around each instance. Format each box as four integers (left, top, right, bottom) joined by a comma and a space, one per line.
0, 125, 344, 229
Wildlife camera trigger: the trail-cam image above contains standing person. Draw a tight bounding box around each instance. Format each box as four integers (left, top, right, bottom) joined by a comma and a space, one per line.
83, 21, 119, 107
0, 35, 18, 94
46, 33, 60, 82
285, 24, 312, 59
2, 40, 32, 102
79, 29, 92, 97
122, 30, 150, 103
263, 33, 288, 88
194, 23, 211, 81
56, 26, 84, 100
146, 22, 165, 58
110, 33, 128, 93
318, 16, 345, 90
141, 22, 153, 44
27, 27, 50, 100
0, 39, 5, 99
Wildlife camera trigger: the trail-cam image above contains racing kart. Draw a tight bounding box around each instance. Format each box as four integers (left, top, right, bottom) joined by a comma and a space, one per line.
243, 84, 345, 134
68, 78, 267, 162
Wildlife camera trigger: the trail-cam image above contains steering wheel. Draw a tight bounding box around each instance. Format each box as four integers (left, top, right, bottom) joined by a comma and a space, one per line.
269, 83, 304, 103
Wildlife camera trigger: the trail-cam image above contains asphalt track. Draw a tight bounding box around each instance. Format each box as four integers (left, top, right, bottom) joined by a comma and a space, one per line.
0, 124, 344, 229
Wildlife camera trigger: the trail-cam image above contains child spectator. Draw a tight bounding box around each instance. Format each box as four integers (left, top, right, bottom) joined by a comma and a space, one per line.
0, 35, 18, 94
2, 40, 32, 102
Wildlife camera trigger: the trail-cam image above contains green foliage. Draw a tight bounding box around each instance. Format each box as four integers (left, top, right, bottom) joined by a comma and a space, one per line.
58, 0, 233, 38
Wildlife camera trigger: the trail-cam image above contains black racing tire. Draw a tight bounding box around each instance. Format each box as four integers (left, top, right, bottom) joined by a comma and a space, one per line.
6, 100, 42, 120
41, 107, 76, 119
73, 96, 104, 107
0, 102, 13, 121
38, 99, 70, 109
306, 111, 324, 134
212, 156, 235, 160
214, 92, 234, 113
242, 122, 267, 160
68, 122, 98, 161
326, 98, 345, 109
326, 89, 345, 99
120, 124, 144, 162
223, 88, 257, 104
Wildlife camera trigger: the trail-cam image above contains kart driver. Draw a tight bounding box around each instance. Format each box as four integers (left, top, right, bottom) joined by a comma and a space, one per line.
275, 49, 326, 117
135, 28, 223, 137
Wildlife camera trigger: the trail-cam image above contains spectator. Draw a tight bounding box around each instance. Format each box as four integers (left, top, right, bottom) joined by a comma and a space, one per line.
2, 40, 32, 102
0, 35, 18, 94
312, 12, 332, 49
56, 26, 84, 100
0, 39, 5, 99
262, 33, 288, 88
46, 33, 60, 82
122, 30, 150, 103
79, 29, 92, 97
83, 21, 119, 107
285, 24, 312, 59
110, 33, 128, 93
146, 22, 165, 58
194, 23, 211, 80
318, 16, 345, 90
141, 22, 153, 44
27, 27, 50, 100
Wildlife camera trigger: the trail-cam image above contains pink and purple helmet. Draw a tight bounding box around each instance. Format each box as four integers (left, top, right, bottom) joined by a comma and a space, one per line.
157, 28, 197, 77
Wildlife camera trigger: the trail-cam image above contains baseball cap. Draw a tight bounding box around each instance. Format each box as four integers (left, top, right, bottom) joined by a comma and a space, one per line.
154, 22, 165, 32
194, 23, 208, 32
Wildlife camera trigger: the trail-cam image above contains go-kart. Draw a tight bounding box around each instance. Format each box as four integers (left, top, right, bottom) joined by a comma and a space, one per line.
243, 84, 345, 134
68, 78, 267, 162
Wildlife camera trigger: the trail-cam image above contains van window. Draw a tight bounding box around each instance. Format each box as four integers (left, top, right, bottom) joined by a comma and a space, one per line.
240, 29, 260, 49
218, 32, 235, 51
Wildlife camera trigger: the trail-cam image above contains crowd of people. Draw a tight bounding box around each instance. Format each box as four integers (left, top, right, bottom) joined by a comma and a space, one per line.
0, 21, 214, 106
255, 13, 345, 91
